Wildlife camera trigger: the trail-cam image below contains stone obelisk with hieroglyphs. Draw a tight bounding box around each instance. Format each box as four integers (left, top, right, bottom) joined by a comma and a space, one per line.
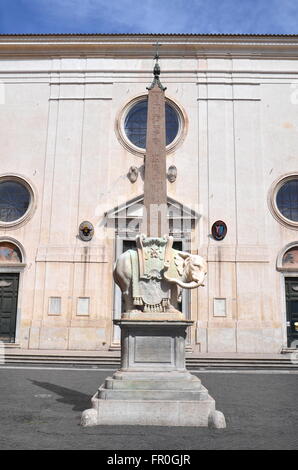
81, 50, 226, 428
143, 53, 168, 237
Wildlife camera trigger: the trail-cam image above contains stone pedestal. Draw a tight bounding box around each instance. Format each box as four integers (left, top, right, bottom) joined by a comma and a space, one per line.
81, 319, 226, 428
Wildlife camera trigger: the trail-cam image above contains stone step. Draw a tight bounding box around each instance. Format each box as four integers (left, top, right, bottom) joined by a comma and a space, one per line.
3, 359, 119, 366
187, 357, 292, 362
4, 356, 118, 362
4, 361, 296, 369
98, 384, 210, 401
188, 361, 297, 369
3, 358, 296, 366
3, 354, 293, 362
2, 353, 297, 369
104, 376, 202, 390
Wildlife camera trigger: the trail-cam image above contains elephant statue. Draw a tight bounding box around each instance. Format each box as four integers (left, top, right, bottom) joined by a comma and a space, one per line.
113, 234, 207, 314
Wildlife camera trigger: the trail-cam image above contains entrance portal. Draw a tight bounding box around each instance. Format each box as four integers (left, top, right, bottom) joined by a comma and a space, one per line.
0, 240, 24, 343
0, 273, 19, 342
285, 277, 298, 347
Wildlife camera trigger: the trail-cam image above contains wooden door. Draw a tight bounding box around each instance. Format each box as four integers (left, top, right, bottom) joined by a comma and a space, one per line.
285, 277, 298, 347
0, 273, 19, 343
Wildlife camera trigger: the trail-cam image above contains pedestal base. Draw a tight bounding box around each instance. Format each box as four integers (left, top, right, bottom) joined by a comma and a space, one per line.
81, 319, 226, 428
81, 393, 225, 427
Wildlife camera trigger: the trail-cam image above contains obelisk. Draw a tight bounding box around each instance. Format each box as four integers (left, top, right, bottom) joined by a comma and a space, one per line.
143, 52, 168, 237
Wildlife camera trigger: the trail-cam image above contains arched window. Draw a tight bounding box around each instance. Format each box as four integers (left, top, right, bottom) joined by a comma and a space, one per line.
282, 246, 298, 269
0, 242, 22, 263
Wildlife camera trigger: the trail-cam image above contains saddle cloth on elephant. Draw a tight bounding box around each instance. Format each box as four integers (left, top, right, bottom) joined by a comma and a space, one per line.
129, 236, 183, 312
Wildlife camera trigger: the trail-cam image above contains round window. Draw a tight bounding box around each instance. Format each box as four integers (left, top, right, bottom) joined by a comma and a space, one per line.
117, 95, 186, 156
276, 178, 298, 223
0, 179, 31, 224
124, 99, 179, 150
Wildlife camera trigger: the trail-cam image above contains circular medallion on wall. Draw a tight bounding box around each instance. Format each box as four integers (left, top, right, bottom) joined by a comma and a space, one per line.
211, 220, 227, 241
79, 221, 94, 241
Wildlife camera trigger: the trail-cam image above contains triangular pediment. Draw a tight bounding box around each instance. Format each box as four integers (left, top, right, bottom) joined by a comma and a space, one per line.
105, 194, 199, 221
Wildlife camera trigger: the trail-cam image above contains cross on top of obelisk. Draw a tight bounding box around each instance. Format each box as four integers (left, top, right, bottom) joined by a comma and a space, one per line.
142, 44, 168, 237
147, 42, 167, 92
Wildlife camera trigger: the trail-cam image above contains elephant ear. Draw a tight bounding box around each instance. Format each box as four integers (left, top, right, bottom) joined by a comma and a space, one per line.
174, 252, 185, 277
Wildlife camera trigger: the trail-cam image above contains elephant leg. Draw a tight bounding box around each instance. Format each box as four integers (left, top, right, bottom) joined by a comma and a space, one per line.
113, 250, 136, 313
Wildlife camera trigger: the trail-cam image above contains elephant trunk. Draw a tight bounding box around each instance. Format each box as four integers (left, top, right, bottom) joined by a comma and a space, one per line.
164, 251, 206, 289
164, 272, 205, 289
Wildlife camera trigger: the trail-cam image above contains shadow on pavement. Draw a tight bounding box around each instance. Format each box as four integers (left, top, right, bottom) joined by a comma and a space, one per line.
29, 379, 91, 412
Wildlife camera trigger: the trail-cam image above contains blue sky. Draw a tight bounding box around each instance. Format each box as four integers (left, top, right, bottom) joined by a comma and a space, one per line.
0, 0, 297, 35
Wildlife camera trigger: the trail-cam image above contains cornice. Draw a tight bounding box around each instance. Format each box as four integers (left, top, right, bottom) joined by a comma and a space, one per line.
1, 34, 298, 58
1, 33, 298, 39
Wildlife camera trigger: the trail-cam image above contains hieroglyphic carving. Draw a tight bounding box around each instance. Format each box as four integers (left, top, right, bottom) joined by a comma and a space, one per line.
143, 85, 167, 236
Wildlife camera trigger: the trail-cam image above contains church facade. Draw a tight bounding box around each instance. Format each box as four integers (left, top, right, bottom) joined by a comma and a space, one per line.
0, 33, 297, 353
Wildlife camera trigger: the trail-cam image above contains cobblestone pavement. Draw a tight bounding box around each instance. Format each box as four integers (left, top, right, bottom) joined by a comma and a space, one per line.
0, 367, 297, 450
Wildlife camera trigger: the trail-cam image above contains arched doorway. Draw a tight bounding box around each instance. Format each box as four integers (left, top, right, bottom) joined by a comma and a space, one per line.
277, 244, 298, 347
0, 241, 24, 343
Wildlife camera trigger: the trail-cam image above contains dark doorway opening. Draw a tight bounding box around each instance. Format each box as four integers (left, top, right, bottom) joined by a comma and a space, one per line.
0, 273, 19, 343
285, 277, 298, 347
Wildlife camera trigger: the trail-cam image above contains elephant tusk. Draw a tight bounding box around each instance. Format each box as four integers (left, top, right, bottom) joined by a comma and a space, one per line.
175, 280, 201, 289
164, 273, 204, 289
